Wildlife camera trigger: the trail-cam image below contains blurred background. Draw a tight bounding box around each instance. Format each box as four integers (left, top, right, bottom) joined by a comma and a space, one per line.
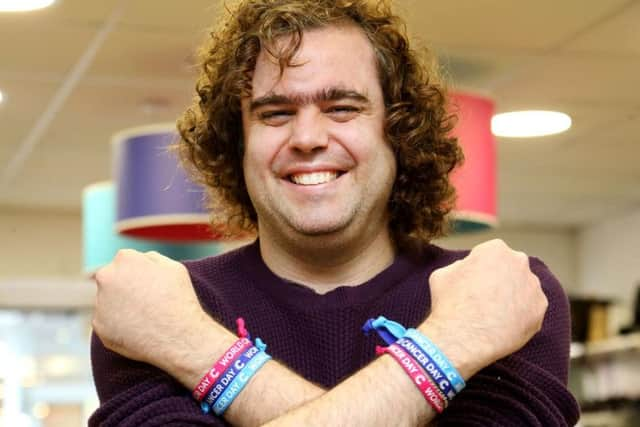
0, 0, 639, 426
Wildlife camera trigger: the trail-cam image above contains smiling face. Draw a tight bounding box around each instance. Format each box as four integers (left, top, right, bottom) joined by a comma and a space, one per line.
241, 23, 396, 250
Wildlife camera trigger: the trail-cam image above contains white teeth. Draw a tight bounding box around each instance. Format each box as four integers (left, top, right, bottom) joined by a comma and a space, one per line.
290, 171, 338, 185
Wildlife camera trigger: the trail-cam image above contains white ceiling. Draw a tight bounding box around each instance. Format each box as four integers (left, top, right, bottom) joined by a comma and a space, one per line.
0, 0, 639, 228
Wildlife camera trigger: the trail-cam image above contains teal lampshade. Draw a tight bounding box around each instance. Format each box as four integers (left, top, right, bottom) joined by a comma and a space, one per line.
82, 181, 221, 275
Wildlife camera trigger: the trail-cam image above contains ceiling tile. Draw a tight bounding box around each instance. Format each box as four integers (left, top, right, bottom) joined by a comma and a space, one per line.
491, 54, 640, 106
85, 27, 202, 80
562, 0, 640, 56
399, 0, 631, 51
0, 24, 96, 75
118, 0, 223, 33
0, 0, 118, 28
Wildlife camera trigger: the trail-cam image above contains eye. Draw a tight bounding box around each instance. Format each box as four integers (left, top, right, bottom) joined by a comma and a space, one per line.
326, 105, 361, 122
258, 110, 294, 126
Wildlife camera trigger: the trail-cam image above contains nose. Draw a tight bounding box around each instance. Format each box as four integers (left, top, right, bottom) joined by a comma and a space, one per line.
289, 107, 329, 153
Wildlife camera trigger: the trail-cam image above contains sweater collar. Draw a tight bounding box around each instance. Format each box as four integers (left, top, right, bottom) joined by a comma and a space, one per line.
238, 240, 421, 311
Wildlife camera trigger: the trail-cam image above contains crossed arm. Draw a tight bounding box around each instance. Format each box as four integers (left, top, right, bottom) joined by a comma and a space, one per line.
90, 240, 570, 426
91, 303, 473, 426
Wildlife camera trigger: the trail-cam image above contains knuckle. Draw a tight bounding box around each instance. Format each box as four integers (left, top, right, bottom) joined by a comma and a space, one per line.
489, 238, 508, 250
513, 251, 529, 266
94, 266, 108, 284
429, 267, 450, 287
531, 274, 542, 289
430, 261, 457, 283
91, 317, 100, 334
493, 238, 508, 247
528, 274, 542, 295
429, 268, 443, 284
541, 293, 549, 311
114, 248, 131, 261
473, 238, 508, 255
176, 261, 188, 274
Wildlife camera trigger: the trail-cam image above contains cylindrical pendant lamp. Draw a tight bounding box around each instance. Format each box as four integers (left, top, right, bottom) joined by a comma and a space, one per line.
112, 124, 221, 242
449, 92, 497, 232
82, 181, 221, 275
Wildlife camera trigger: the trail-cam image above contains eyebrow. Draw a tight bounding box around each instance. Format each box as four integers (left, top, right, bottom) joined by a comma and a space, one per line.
249, 87, 371, 112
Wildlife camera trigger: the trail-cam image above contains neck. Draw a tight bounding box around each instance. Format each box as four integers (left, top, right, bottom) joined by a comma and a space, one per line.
258, 225, 396, 295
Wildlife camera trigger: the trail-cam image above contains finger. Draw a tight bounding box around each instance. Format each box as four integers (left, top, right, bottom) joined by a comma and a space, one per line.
94, 263, 114, 287
145, 250, 167, 262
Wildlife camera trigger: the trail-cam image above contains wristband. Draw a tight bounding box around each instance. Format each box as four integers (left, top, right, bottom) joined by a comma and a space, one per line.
396, 337, 456, 400
192, 337, 253, 401
193, 317, 253, 401
404, 328, 465, 393
363, 315, 406, 345
202, 345, 261, 407
377, 344, 445, 413
363, 316, 466, 394
213, 350, 272, 415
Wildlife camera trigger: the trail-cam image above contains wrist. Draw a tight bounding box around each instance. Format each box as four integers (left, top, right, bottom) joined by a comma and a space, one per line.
417, 318, 486, 380
159, 313, 238, 389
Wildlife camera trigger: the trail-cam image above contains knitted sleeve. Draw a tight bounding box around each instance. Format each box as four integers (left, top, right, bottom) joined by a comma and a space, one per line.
88, 334, 229, 427
432, 257, 581, 426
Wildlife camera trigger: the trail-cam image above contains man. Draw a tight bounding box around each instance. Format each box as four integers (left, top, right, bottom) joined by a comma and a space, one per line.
90, 1, 580, 426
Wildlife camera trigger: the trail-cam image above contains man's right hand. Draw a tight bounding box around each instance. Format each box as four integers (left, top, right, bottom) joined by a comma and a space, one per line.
420, 239, 549, 379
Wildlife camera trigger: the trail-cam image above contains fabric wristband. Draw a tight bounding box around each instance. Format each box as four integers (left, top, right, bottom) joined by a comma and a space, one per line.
404, 328, 465, 393
396, 337, 456, 400
202, 345, 262, 408
212, 350, 272, 415
193, 318, 252, 401
192, 337, 253, 401
378, 343, 445, 413
363, 316, 466, 394
363, 315, 407, 345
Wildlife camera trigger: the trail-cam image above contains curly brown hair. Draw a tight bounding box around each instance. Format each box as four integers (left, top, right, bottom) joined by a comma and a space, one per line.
176, 0, 463, 251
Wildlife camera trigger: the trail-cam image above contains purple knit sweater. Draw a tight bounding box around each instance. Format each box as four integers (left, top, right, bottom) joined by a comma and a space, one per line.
90, 241, 580, 426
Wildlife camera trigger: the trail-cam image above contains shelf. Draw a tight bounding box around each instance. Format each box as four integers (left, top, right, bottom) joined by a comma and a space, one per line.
570, 333, 640, 360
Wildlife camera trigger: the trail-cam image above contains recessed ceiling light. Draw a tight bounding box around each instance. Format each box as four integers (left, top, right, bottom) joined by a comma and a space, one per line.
491, 110, 572, 138
0, 90, 4, 104
0, 0, 55, 12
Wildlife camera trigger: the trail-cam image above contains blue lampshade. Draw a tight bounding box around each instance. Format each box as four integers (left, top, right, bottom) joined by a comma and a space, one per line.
82, 181, 221, 276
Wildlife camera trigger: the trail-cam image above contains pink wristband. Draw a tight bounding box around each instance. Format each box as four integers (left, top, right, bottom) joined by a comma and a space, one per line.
193, 337, 253, 401
377, 344, 446, 413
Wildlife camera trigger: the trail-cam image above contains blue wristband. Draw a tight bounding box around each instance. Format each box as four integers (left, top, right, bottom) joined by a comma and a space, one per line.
202, 345, 262, 408
396, 337, 457, 400
363, 316, 466, 394
213, 350, 271, 415
363, 316, 407, 345
404, 328, 465, 393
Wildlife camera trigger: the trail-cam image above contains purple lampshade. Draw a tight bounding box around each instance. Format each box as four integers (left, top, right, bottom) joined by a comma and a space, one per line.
112, 124, 223, 242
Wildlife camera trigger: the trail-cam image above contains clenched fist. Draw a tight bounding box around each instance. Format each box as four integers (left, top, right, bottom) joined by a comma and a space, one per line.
420, 239, 548, 378
93, 249, 212, 369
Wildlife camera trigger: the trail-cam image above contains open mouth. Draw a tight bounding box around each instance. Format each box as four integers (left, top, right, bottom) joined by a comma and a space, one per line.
288, 171, 345, 186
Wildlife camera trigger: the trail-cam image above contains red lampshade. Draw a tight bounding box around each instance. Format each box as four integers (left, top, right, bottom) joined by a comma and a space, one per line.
449, 92, 497, 232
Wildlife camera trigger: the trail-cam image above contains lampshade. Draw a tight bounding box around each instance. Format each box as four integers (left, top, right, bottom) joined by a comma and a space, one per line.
449, 92, 497, 232
82, 181, 221, 276
112, 124, 221, 242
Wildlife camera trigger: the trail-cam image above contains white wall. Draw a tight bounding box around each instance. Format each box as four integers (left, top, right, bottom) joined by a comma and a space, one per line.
1, 209, 581, 305
0, 208, 579, 281
436, 226, 578, 292
0, 209, 95, 308
0, 209, 82, 277
577, 207, 640, 328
